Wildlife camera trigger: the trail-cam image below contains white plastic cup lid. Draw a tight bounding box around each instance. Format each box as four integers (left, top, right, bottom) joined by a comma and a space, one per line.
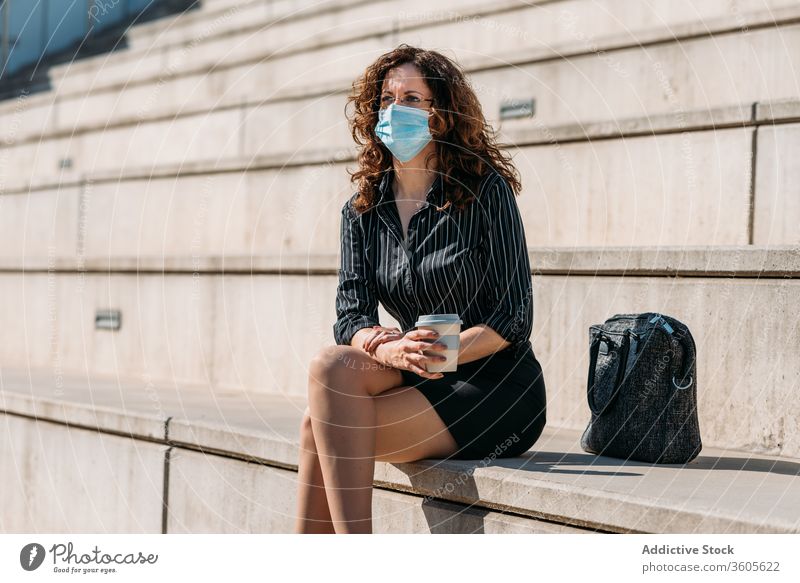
415, 313, 463, 326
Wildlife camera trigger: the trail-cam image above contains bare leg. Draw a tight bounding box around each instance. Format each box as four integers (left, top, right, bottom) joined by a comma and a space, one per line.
307, 349, 380, 533
305, 345, 459, 534
294, 406, 335, 534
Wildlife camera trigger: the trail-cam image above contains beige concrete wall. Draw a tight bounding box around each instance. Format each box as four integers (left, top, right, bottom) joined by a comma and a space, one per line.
21, 0, 799, 118
2, 270, 795, 456
754, 122, 800, 246
166, 447, 589, 533
479, 22, 800, 129
3, 3, 800, 160
0, 0, 797, 473
78, 164, 345, 259
517, 127, 753, 246
532, 274, 800, 457
0, 410, 588, 534
0, 415, 165, 533
0, 186, 81, 260
0, 124, 759, 263
2, 376, 795, 533
0, 2, 796, 247
0, 273, 215, 383
3, 25, 798, 189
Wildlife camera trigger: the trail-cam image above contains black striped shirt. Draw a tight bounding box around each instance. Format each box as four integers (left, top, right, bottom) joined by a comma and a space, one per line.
333, 167, 534, 360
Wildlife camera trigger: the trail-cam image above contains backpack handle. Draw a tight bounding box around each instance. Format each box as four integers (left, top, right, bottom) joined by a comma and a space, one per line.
670, 332, 696, 390
587, 329, 630, 416
648, 313, 696, 390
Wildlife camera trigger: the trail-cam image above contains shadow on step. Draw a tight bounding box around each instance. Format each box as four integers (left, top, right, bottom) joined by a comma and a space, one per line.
387, 450, 800, 533
483, 450, 800, 478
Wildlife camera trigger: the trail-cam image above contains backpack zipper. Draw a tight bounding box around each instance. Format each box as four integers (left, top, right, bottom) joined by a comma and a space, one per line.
590, 323, 667, 354
648, 314, 674, 334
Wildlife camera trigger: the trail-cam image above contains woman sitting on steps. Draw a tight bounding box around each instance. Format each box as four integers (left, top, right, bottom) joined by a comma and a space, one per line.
295, 43, 547, 534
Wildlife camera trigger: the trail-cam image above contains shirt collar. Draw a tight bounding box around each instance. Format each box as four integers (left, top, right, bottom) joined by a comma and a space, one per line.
376, 168, 446, 208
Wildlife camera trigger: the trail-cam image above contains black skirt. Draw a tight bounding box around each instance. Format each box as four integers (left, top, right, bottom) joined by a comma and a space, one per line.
400, 345, 547, 460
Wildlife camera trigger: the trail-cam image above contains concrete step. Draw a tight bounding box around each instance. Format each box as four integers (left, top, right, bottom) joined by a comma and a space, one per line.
3, 12, 799, 241
0, 247, 797, 458
169, 450, 592, 534
1, 101, 800, 251
1, 367, 798, 533
37, 0, 800, 103
2, 1, 799, 148
124, 0, 389, 52
0, 411, 588, 534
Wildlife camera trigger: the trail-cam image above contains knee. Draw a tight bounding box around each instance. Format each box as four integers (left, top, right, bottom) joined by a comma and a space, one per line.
307, 344, 363, 399
308, 344, 349, 379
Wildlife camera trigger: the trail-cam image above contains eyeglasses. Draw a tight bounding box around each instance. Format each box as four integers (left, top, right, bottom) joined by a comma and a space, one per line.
379, 95, 434, 109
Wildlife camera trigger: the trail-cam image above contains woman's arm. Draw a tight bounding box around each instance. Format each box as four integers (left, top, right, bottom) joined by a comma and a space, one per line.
463, 173, 533, 362
331, 201, 416, 357
352, 325, 401, 354
458, 324, 511, 365
350, 327, 376, 352
332, 200, 381, 347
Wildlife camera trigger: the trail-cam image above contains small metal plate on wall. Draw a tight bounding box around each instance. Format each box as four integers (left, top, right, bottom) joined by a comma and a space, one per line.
500, 98, 535, 120
95, 309, 121, 331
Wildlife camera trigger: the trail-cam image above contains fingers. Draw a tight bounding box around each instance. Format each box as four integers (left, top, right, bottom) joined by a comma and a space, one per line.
407, 328, 440, 342
412, 340, 448, 353
367, 331, 395, 354
374, 331, 402, 353
407, 362, 444, 379
364, 326, 403, 354
363, 328, 382, 354
366, 328, 445, 379
364, 330, 384, 354
406, 353, 446, 379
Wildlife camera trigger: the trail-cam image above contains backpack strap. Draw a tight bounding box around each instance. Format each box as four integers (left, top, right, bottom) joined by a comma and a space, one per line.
670, 332, 695, 390
587, 329, 631, 416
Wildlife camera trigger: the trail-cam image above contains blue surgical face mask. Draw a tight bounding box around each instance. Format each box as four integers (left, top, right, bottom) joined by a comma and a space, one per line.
374, 103, 432, 162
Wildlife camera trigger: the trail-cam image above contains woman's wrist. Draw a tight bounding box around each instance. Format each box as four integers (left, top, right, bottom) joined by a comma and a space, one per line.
373, 340, 395, 367
360, 325, 403, 356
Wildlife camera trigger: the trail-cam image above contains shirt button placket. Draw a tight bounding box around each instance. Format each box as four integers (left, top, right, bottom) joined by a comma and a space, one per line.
404, 215, 416, 295
404, 207, 426, 314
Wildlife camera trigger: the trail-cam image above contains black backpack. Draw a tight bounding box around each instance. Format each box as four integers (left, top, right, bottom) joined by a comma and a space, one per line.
580, 312, 702, 464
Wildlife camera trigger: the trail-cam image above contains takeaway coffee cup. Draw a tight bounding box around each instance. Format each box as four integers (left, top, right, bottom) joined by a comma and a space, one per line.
414, 313, 463, 373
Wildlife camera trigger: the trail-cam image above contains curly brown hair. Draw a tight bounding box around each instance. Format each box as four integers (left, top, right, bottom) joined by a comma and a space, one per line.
344, 43, 522, 214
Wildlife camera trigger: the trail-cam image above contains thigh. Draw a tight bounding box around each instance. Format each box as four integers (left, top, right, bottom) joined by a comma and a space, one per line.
372, 385, 460, 463
310, 344, 406, 397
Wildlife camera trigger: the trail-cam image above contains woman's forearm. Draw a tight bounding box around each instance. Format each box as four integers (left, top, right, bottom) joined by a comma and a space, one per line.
458, 324, 510, 364
350, 327, 374, 352
351, 323, 509, 365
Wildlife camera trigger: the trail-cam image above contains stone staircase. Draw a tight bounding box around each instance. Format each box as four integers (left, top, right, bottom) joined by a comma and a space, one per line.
2, 367, 798, 533
1, 0, 799, 533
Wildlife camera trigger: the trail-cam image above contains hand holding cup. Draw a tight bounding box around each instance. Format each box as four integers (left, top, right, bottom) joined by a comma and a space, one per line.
373, 329, 449, 379
414, 314, 462, 373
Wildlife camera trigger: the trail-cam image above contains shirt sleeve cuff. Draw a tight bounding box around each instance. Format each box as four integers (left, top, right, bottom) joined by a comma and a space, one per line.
483, 311, 530, 346
333, 315, 381, 347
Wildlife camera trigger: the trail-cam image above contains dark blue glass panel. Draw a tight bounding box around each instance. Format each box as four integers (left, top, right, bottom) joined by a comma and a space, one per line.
1, 0, 161, 79
128, 0, 153, 13
89, 0, 127, 33
6, 1, 45, 75
44, 0, 88, 56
